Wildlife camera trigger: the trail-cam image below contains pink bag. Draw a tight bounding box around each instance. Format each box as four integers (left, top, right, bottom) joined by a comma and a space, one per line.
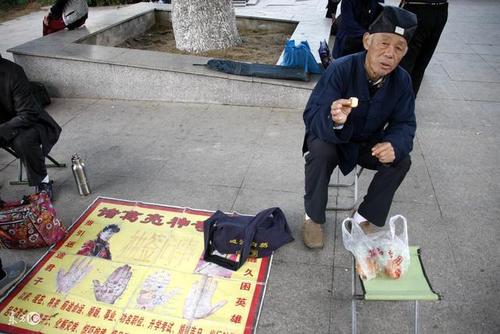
0, 192, 65, 249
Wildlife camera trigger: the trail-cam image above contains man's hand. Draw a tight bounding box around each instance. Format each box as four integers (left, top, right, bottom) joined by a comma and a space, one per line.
371, 142, 395, 163
56, 257, 93, 294
330, 99, 353, 125
93, 264, 132, 304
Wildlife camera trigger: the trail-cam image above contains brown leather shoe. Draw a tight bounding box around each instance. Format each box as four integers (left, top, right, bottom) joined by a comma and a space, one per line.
303, 219, 324, 249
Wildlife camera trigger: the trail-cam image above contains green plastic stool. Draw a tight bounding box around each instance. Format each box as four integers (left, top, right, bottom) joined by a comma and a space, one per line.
351, 246, 440, 334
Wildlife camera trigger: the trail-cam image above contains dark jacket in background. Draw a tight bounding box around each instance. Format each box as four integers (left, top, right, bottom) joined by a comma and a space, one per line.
332, 0, 383, 58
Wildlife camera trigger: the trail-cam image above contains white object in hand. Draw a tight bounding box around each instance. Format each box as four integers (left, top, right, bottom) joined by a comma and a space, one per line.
350, 97, 359, 108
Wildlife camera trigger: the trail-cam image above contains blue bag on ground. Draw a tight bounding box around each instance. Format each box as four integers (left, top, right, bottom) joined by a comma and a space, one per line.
281, 40, 322, 74
203, 207, 294, 271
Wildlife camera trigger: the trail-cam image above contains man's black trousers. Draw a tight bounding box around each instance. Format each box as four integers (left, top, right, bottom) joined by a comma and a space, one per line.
304, 135, 411, 227
6, 128, 47, 186
400, 2, 448, 96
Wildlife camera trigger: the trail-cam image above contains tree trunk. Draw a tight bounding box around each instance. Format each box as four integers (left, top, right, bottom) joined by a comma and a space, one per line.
171, 0, 241, 53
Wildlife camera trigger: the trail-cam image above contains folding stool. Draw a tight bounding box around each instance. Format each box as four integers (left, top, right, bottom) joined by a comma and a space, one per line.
351, 246, 440, 334
2, 147, 66, 185
327, 166, 364, 211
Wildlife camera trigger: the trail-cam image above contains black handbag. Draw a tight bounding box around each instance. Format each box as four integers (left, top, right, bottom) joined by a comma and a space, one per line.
203, 207, 294, 271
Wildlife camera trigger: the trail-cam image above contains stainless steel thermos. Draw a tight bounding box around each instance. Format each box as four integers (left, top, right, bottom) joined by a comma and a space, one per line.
71, 153, 91, 196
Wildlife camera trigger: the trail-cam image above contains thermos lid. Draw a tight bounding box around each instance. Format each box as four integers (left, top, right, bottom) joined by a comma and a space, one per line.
71, 153, 80, 161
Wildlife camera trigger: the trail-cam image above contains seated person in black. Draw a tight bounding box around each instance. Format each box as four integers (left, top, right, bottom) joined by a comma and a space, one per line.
0, 55, 61, 199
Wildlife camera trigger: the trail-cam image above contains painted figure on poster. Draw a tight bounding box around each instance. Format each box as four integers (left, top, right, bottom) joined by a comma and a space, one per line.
136, 271, 180, 310
56, 257, 93, 294
183, 277, 227, 319
77, 224, 120, 260
93, 264, 132, 304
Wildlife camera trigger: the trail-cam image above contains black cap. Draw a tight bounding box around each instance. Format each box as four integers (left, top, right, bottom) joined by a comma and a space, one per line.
369, 5, 418, 43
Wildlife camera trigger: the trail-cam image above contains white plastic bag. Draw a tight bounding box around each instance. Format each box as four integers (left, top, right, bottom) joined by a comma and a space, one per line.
342, 215, 410, 280
377, 215, 410, 279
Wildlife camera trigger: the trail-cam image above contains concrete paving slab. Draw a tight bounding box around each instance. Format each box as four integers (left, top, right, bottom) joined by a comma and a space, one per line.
417, 126, 500, 210
415, 74, 463, 100
455, 81, 500, 102
258, 261, 332, 334
416, 98, 475, 129
434, 32, 476, 55
471, 44, 500, 56
440, 58, 500, 83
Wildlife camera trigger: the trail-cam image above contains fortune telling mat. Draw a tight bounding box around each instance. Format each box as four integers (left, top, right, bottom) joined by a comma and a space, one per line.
0, 197, 271, 334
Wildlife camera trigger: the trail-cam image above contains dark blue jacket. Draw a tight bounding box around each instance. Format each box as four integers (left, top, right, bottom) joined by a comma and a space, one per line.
333, 0, 383, 58
303, 52, 416, 175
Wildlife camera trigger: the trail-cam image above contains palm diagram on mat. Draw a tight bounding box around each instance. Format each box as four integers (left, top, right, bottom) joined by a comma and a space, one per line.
56, 257, 93, 294
136, 271, 180, 310
93, 264, 132, 304
183, 277, 227, 319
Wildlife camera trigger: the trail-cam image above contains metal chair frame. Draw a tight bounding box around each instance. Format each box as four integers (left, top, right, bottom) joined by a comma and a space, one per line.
2, 147, 66, 185
327, 166, 364, 211
351, 256, 421, 334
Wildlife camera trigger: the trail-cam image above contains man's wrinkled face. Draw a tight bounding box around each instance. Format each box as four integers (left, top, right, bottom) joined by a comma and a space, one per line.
363, 32, 408, 79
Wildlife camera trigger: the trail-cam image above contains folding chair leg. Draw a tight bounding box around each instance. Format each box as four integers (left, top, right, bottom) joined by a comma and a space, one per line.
10, 159, 29, 185
327, 167, 364, 211
352, 256, 357, 334
9, 155, 66, 186
46, 155, 66, 168
414, 300, 419, 334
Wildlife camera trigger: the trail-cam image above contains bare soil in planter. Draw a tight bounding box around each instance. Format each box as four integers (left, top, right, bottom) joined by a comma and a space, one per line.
118, 21, 296, 65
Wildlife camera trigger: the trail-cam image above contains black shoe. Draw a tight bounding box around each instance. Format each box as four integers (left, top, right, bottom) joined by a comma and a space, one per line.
36, 180, 54, 201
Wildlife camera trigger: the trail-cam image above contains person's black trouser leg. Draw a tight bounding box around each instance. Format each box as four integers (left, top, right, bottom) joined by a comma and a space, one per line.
9, 128, 47, 187
400, 3, 448, 96
0, 259, 5, 280
304, 137, 411, 227
304, 135, 340, 224
356, 143, 412, 226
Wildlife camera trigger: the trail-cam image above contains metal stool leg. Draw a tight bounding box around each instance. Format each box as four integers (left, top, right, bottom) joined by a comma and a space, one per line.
6, 150, 67, 185
10, 159, 29, 185
352, 255, 357, 334
45, 155, 66, 168
414, 300, 419, 334
327, 166, 364, 211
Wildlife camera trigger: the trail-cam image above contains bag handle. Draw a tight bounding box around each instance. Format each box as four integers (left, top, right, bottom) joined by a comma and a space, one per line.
388, 214, 408, 244
203, 210, 257, 271
341, 217, 355, 241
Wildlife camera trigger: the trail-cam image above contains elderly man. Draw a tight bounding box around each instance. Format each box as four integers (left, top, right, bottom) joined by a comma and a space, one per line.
302, 5, 418, 248
0, 55, 61, 199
